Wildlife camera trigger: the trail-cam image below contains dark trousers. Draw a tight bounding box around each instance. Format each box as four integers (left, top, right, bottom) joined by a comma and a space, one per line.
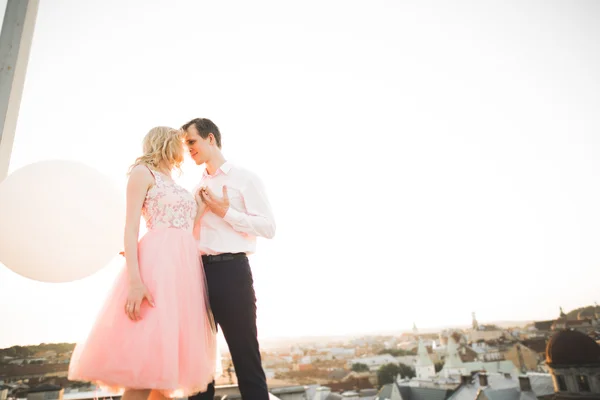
189, 255, 269, 400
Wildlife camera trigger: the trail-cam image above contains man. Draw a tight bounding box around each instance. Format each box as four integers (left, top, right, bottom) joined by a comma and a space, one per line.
182, 118, 276, 400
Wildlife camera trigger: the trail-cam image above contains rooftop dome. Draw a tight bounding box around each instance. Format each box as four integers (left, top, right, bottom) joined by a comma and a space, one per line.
546, 329, 600, 367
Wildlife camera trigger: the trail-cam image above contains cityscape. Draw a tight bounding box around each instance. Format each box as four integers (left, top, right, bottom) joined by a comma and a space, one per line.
1, 305, 599, 400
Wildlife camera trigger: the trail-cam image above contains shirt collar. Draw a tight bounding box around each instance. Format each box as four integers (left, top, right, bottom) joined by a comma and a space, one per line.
202, 161, 232, 178
220, 161, 233, 174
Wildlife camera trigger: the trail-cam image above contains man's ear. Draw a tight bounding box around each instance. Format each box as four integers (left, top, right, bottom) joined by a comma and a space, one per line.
208, 132, 215, 145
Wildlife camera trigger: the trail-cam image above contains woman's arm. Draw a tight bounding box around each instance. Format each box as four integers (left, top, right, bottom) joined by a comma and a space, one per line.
123, 165, 155, 321
193, 187, 208, 240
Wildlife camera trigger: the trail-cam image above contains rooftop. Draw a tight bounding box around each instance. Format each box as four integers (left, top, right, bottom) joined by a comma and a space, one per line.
447, 372, 554, 400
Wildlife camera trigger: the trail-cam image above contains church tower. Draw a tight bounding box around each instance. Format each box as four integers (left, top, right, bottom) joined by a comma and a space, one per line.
440, 336, 468, 378
416, 337, 436, 380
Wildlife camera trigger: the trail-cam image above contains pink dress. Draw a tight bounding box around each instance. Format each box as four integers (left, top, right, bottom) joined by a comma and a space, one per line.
68, 169, 218, 398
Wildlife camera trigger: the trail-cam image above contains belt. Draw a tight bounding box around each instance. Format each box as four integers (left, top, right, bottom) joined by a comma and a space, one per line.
201, 252, 247, 264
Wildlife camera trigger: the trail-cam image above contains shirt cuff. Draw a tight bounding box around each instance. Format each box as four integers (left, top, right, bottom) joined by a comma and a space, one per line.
223, 206, 243, 225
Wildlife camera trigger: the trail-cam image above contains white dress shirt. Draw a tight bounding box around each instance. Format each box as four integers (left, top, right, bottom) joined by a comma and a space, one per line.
195, 162, 275, 255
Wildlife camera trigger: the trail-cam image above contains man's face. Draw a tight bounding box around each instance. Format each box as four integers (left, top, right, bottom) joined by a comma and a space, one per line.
185, 125, 213, 165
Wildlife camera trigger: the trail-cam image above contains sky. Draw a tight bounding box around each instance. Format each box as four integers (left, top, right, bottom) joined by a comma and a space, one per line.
0, 0, 600, 349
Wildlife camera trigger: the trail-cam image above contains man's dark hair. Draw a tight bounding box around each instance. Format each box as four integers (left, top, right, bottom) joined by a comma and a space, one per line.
181, 118, 222, 148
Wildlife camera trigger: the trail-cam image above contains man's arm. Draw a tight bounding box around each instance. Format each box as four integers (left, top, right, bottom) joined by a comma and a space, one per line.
223, 174, 276, 239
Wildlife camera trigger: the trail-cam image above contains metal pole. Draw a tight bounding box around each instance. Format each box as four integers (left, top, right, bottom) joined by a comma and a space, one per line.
0, 0, 39, 181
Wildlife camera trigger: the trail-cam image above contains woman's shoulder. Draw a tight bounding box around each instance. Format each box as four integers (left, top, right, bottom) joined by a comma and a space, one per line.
128, 164, 155, 184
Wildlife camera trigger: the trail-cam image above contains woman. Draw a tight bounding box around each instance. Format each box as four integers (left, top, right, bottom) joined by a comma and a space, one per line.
68, 126, 218, 400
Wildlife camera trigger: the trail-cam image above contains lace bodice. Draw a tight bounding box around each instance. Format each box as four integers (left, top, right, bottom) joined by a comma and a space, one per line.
142, 169, 197, 232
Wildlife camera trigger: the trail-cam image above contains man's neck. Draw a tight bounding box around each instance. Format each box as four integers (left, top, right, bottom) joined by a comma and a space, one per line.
205, 153, 227, 176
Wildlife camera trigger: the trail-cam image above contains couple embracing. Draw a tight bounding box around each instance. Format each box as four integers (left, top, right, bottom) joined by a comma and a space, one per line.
68, 118, 275, 400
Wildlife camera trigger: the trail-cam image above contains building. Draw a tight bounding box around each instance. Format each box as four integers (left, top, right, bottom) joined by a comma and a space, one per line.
531, 306, 600, 337
469, 341, 505, 362
348, 355, 399, 372
376, 377, 458, 400
545, 329, 600, 399
447, 372, 554, 400
395, 356, 418, 368
0, 364, 69, 383
531, 320, 555, 336
27, 384, 64, 400
456, 346, 479, 363
503, 343, 540, 372
461, 360, 518, 376
520, 338, 549, 361
314, 386, 377, 400
328, 348, 357, 359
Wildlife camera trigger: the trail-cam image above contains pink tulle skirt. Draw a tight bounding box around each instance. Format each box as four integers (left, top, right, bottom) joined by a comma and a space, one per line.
68, 228, 219, 398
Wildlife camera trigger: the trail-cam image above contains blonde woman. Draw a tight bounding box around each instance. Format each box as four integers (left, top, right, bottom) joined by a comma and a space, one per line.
68, 127, 218, 400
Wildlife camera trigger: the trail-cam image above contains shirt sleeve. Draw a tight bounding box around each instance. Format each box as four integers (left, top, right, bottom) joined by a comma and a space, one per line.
222, 172, 276, 239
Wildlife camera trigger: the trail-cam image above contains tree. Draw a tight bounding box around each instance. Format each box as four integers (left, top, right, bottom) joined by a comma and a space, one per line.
377, 363, 415, 386
398, 363, 416, 379
378, 348, 417, 357
352, 363, 369, 372
377, 363, 401, 386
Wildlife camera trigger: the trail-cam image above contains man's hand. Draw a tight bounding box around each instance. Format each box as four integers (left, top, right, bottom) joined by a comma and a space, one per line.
200, 186, 230, 218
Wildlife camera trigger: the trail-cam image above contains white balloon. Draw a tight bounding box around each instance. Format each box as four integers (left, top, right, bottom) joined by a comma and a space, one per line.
0, 160, 125, 283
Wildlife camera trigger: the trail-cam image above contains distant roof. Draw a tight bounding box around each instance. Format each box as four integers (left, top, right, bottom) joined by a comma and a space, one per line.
325, 378, 373, 392
520, 338, 548, 354
360, 388, 378, 395
527, 373, 555, 396
270, 385, 306, 394
533, 320, 554, 331
311, 392, 342, 400
27, 384, 61, 393
327, 368, 348, 381
378, 383, 455, 400
63, 389, 123, 400
469, 347, 487, 354
485, 387, 537, 400
462, 360, 517, 374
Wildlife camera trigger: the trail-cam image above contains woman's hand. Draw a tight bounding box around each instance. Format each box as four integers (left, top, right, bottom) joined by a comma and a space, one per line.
194, 187, 205, 205
195, 187, 208, 214
124, 282, 155, 321
193, 187, 208, 240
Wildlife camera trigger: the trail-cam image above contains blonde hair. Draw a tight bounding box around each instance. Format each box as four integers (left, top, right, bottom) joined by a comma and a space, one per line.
129, 126, 184, 174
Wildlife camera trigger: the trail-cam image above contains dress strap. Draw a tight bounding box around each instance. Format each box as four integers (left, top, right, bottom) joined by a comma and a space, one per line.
145, 166, 164, 187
